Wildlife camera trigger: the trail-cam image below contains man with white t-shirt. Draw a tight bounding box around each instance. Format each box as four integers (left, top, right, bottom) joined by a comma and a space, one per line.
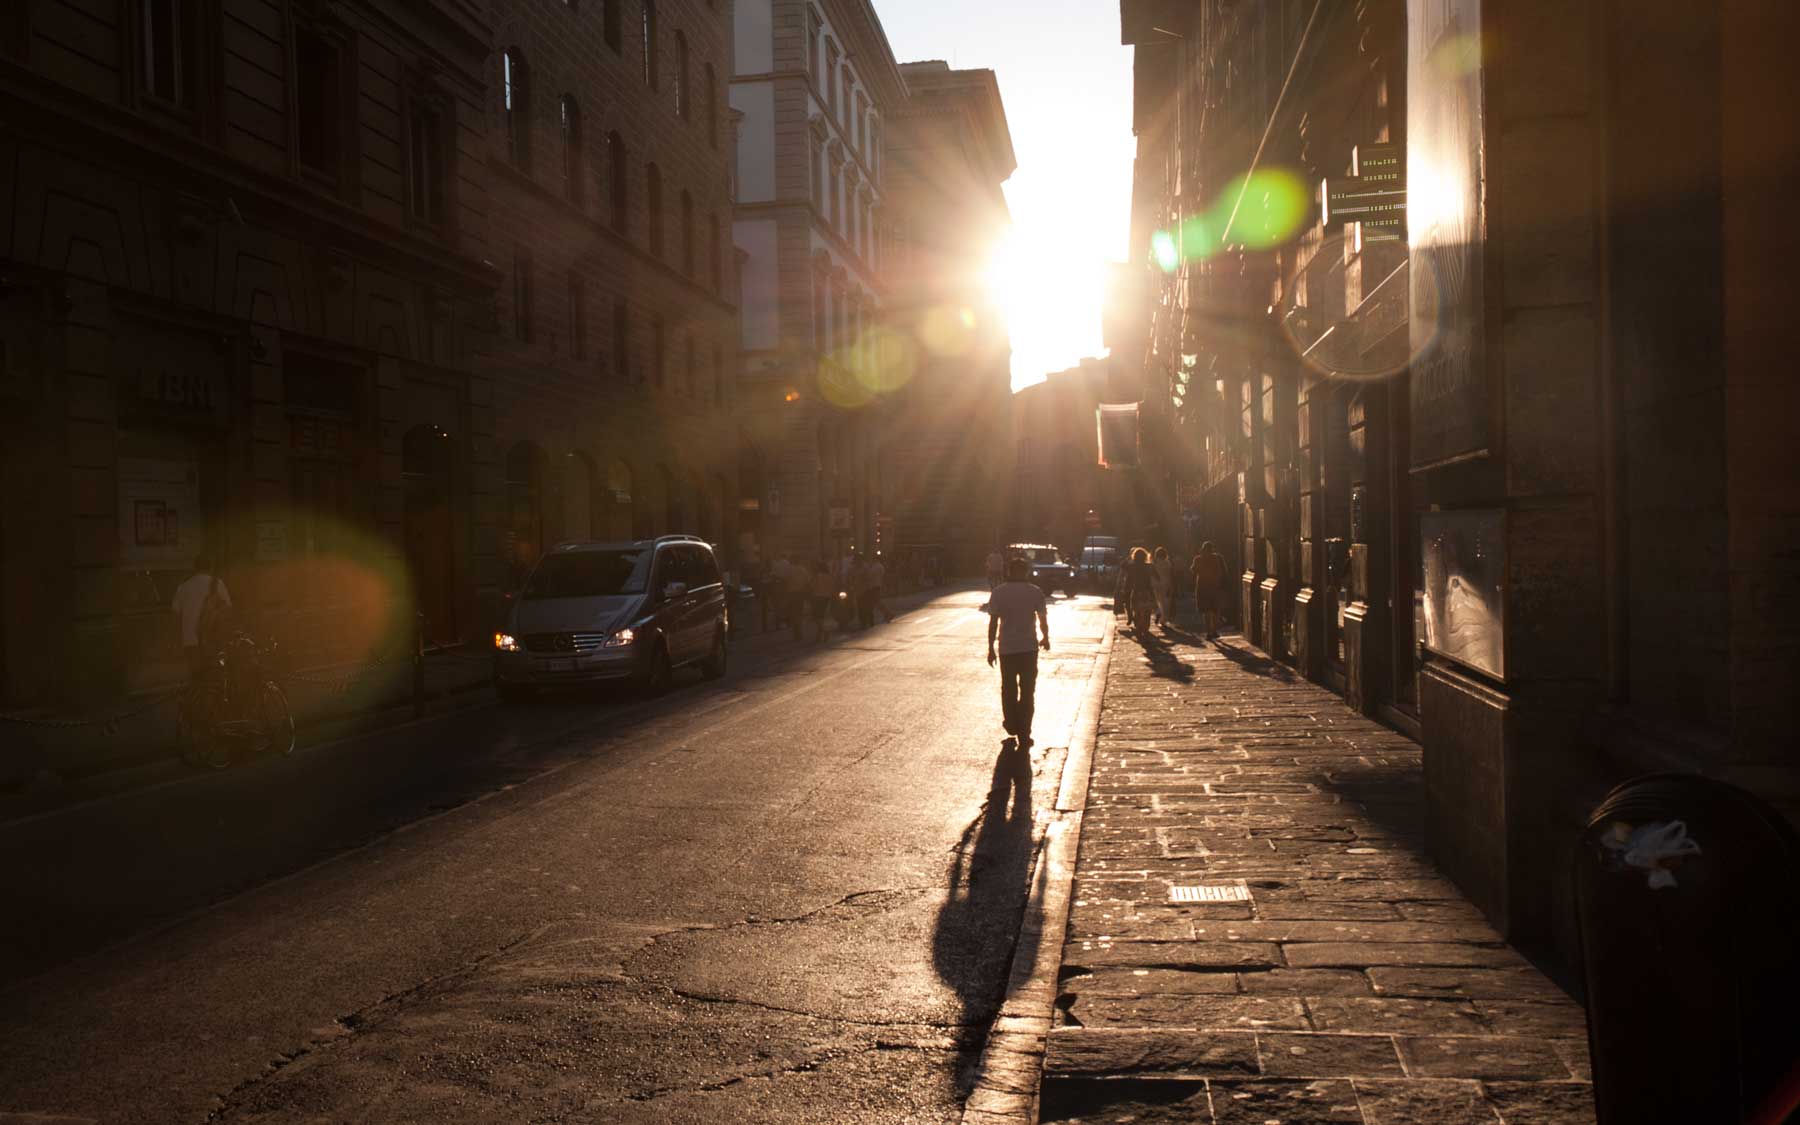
170, 554, 231, 681
986, 556, 1050, 748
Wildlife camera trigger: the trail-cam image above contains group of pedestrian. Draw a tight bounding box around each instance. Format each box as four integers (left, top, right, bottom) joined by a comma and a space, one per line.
1114, 540, 1229, 639
746, 550, 893, 643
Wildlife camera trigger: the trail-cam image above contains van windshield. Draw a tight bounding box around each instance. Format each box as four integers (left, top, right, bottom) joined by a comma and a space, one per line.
522, 549, 650, 598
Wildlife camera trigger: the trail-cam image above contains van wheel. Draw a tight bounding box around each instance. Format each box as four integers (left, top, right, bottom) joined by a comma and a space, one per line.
701, 629, 727, 680
639, 641, 673, 697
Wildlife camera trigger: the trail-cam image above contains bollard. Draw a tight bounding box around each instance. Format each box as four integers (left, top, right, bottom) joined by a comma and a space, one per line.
412, 612, 425, 718
1574, 773, 1800, 1124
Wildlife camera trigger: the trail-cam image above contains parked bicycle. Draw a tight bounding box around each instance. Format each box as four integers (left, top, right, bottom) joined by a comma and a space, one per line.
179, 631, 294, 769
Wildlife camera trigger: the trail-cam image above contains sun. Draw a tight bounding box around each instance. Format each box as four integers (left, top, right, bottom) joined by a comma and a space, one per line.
981, 225, 1107, 391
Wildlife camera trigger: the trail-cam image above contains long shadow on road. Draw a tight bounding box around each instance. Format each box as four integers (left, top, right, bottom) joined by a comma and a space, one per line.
932, 738, 1038, 1094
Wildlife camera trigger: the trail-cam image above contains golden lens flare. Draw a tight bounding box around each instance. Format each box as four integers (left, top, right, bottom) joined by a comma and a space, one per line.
857, 326, 919, 394
920, 304, 976, 357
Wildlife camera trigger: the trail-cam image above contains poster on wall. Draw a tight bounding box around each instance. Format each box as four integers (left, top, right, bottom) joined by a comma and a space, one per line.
1407, 0, 1489, 470
118, 457, 203, 569
1420, 509, 1505, 680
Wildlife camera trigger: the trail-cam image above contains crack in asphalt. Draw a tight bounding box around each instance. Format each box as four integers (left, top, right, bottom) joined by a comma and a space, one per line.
203, 923, 554, 1121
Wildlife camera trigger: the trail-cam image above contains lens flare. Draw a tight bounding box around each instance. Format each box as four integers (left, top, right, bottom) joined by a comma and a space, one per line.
1151, 229, 1180, 273
254, 512, 417, 663
858, 326, 919, 394
817, 352, 877, 408
1220, 168, 1310, 249
920, 304, 976, 357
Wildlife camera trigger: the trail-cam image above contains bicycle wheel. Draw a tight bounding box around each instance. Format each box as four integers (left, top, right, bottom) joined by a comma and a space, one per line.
259, 681, 295, 755
180, 684, 231, 770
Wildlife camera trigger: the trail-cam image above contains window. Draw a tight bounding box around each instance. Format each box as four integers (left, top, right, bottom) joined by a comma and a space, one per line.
674, 32, 688, 117
684, 332, 694, 395
808, 135, 823, 208
559, 95, 582, 202
607, 132, 628, 232
708, 215, 721, 292
712, 343, 723, 406
651, 313, 666, 386
837, 64, 848, 125
514, 248, 534, 342
503, 49, 530, 169
407, 103, 445, 224
568, 275, 587, 358
705, 63, 718, 147
680, 190, 694, 275
604, 0, 622, 50
646, 164, 663, 255
853, 90, 865, 152
812, 273, 827, 350
612, 298, 629, 375
823, 39, 839, 112
805, 9, 820, 77
144, 0, 187, 105
295, 27, 340, 174
642, 0, 658, 89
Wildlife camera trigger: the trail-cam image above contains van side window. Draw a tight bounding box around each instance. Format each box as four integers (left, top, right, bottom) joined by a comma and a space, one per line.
693, 547, 721, 587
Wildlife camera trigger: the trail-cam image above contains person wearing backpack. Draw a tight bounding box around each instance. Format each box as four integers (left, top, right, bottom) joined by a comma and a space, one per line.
172, 554, 232, 681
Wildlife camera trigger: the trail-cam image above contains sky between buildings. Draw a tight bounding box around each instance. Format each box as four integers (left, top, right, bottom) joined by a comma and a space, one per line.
873, 0, 1136, 393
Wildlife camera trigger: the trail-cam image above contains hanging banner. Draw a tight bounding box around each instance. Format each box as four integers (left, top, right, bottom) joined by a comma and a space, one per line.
1096, 402, 1140, 470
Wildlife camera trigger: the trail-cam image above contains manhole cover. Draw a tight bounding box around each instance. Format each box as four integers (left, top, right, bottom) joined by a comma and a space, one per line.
1169, 881, 1251, 903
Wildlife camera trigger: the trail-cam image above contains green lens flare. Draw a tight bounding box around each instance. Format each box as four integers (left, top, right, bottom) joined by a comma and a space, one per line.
1178, 214, 1220, 262
1219, 169, 1309, 249
1151, 230, 1180, 274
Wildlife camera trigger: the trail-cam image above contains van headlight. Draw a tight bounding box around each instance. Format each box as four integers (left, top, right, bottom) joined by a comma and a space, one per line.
494, 632, 520, 652
604, 627, 636, 648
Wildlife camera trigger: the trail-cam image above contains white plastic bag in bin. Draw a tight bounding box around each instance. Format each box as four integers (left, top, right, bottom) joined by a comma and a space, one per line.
1601, 819, 1703, 889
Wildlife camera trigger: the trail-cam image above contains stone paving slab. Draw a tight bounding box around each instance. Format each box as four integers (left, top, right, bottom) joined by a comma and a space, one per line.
1040, 632, 1594, 1123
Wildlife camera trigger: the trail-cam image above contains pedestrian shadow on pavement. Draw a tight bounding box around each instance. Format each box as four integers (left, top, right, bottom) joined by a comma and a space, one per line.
932, 738, 1039, 1096
1207, 636, 1298, 682
1130, 628, 1196, 684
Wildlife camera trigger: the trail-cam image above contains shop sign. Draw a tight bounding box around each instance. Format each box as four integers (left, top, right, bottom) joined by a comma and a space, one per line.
828, 502, 852, 533
255, 520, 288, 562
118, 457, 202, 568
1419, 508, 1505, 680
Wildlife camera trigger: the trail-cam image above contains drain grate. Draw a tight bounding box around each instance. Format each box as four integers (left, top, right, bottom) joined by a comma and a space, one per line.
1169, 881, 1251, 903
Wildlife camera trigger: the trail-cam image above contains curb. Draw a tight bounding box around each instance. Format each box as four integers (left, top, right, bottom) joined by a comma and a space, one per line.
962, 619, 1112, 1124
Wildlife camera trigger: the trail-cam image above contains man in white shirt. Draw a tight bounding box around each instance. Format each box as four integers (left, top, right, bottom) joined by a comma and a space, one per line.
986, 557, 1050, 748
985, 548, 1005, 590
170, 555, 230, 680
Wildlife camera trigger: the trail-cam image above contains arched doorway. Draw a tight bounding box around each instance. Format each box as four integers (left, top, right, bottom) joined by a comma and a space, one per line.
404, 425, 457, 644
504, 441, 546, 588
564, 450, 595, 541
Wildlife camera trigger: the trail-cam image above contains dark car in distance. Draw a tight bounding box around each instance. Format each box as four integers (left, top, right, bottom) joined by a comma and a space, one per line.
493, 535, 728, 701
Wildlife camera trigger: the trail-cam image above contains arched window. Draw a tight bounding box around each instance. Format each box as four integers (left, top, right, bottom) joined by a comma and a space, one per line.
603, 0, 622, 50
608, 458, 641, 539
502, 48, 530, 169
641, 0, 658, 89
607, 132, 628, 232
558, 95, 581, 203
612, 296, 629, 376
504, 442, 546, 586
680, 189, 694, 275
646, 163, 663, 255
674, 31, 689, 118
705, 63, 718, 148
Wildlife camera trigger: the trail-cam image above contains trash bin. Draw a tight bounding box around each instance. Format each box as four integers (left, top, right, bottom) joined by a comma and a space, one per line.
1574, 773, 1800, 1125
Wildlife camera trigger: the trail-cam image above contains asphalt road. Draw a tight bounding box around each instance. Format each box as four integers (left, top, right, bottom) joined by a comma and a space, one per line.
0, 586, 1112, 1123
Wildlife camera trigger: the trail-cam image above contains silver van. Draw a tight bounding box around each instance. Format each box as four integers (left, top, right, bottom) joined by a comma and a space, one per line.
492, 535, 728, 701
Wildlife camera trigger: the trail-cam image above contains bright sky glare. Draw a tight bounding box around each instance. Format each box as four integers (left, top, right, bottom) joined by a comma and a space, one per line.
874, 1, 1136, 393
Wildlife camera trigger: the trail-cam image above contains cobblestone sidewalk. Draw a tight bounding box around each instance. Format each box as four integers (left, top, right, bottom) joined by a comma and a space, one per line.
1040, 628, 1595, 1123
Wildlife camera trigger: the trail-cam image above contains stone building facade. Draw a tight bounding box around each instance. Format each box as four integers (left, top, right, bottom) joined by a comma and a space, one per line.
728, 0, 899, 564
1118, 0, 1800, 972
880, 61, 1015, 575
0, 0, 738, 706
481, 0, 740, 620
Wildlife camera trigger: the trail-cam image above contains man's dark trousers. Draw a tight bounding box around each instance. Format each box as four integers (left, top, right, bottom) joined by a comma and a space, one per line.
998, 651, 1038, 740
